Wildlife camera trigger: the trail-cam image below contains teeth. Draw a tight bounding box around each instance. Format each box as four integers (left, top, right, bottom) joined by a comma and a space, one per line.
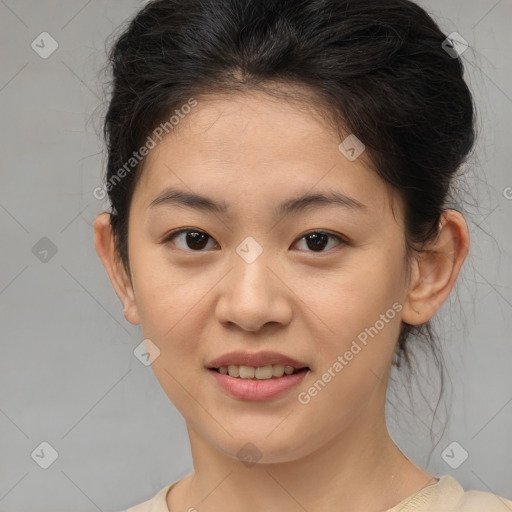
217, 364, 301, 379
273, 364, 285, 377
239, 365, 255, 379
227, 365, 239, 378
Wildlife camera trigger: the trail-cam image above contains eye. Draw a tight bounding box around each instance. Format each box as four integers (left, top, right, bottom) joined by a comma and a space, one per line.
162, 228, 347, 253
163, 228, 218, 251
292, 230, 346, 253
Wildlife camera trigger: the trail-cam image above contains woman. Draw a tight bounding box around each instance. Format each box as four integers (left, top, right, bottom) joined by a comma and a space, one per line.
93, 0, 512, 510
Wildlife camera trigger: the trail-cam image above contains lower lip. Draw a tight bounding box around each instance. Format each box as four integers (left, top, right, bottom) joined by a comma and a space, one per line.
207, 368, 309, 401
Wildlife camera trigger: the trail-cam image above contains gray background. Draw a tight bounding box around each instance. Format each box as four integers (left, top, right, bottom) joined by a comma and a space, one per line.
0, 0, 511, 510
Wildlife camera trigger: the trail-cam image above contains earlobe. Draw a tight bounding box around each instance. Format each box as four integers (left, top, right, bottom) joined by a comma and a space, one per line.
93, 213, 141, 325
402, 210, 469, 326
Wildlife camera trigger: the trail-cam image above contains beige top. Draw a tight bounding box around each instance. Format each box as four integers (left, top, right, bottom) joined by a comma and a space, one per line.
122, 475, 512, 512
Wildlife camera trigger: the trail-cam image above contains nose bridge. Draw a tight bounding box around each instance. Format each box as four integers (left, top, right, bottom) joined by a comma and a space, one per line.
232, 234, 275, 297
235, 234, 266, 266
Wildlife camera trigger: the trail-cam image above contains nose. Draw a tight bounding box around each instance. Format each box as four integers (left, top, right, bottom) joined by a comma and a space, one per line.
214, 249, 293, 332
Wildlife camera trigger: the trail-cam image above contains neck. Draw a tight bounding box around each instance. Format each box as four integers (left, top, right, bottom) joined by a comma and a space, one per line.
169, 393, 435, 512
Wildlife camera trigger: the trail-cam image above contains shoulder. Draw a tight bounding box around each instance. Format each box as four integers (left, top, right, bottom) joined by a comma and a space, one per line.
453, 488, 512, 511
119, 481, 178, 512
388, 475, 512, 512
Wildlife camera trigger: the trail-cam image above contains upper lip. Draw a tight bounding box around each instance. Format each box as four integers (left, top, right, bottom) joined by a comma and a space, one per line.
206, 351, 309, 369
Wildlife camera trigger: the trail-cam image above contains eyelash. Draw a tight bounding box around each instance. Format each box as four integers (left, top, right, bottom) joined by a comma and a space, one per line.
162, 228, 349, 253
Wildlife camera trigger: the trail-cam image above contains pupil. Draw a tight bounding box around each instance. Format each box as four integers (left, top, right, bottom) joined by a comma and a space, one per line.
306, 233, 328, 251
186, 231, 208, 250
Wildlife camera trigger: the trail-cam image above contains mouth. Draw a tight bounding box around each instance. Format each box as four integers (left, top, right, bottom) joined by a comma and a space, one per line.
205, 351, 311, 400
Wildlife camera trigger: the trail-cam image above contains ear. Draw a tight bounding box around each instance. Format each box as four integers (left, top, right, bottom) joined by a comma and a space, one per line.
93, 212, 141, 325
402, 209, 469, 325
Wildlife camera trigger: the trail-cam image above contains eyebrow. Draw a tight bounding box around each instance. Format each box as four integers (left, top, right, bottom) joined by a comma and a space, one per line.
148, 187, 367, 217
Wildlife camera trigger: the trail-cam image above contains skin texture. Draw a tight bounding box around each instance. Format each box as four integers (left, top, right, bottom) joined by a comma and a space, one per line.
94, 89, 469, 512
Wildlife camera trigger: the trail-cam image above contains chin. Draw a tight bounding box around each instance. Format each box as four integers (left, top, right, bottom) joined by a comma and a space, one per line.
213, 430, 313, 465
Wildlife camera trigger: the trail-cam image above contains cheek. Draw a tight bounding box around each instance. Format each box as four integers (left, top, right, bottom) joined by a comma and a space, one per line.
312, 250, 404, 334
132, 262, 210, 412
131, 246, 234, 336
131, 247, 204, 332
302, 250, 405, 390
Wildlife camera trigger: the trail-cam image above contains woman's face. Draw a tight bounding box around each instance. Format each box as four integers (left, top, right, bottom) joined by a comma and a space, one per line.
122, 90, 412, 462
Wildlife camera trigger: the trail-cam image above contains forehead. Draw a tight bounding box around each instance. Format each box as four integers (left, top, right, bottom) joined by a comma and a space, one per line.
132, 90, 397, 218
